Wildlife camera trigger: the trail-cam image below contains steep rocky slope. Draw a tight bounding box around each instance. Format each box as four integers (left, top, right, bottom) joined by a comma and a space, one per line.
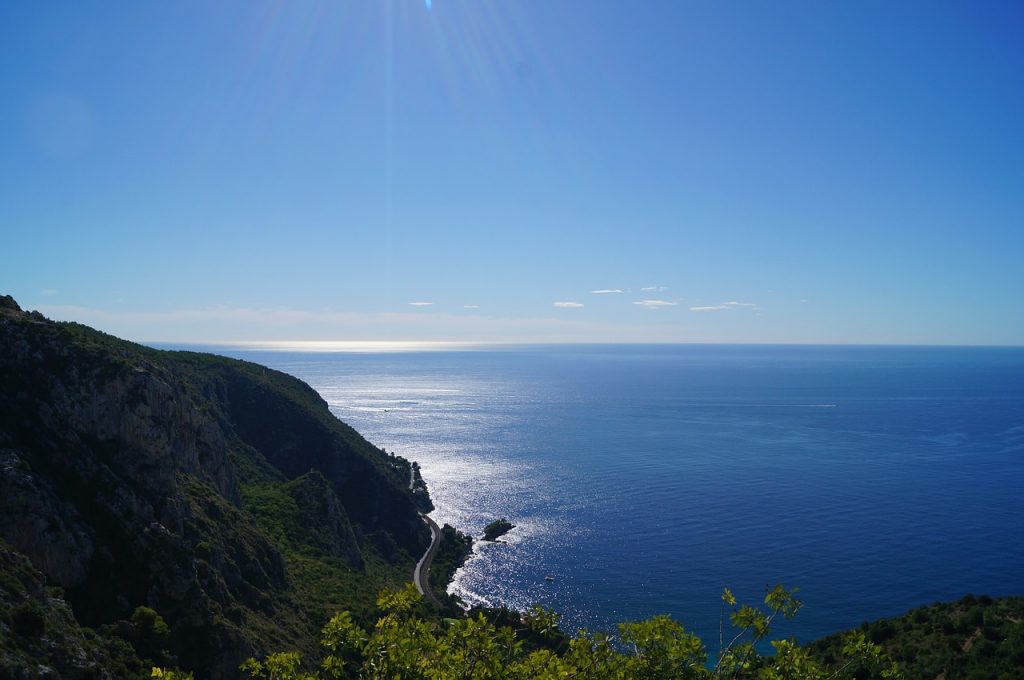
0, 295, 430, 678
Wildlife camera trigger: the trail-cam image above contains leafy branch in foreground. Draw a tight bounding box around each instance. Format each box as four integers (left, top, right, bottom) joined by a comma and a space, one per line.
171, 582, 903, 679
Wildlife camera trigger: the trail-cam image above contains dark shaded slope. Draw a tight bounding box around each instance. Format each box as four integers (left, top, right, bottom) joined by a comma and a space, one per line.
214, 364, 425, 554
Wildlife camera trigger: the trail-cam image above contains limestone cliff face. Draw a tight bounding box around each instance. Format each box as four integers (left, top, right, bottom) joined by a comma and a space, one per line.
0, 296, 430, 678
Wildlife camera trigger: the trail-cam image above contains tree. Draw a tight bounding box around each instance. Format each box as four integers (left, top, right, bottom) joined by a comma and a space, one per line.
222, 583, 904, 679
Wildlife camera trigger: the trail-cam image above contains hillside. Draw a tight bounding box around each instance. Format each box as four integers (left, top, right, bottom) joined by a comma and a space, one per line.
809, 593, 1024, 680
0, 295, 431, 678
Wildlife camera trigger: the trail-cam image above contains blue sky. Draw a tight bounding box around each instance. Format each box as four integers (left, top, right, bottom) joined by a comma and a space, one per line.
2, 1, 1022, 344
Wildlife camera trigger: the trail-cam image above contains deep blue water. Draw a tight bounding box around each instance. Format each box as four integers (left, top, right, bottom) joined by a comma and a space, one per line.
181, 344, 1024, 644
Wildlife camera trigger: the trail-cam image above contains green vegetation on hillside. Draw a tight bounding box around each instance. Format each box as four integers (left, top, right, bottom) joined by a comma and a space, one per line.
809, 594, 1024, 680
236, 474, 417, 636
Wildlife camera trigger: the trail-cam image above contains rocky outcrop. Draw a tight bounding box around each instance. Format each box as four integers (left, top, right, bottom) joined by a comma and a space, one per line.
0, 296, 431, 678
0, 449, 95, 588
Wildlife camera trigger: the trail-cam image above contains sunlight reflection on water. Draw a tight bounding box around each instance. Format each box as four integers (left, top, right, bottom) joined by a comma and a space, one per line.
317, 369, 577, 618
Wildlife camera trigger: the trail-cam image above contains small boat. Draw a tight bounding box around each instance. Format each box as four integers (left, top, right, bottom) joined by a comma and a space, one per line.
544, 575, 555, 582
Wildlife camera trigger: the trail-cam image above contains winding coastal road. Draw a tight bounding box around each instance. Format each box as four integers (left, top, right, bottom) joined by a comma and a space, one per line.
413, 514, 442, 607
410, 465, 442, 607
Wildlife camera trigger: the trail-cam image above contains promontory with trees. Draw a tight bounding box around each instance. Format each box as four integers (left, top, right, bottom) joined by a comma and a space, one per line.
482, 519, 515, 542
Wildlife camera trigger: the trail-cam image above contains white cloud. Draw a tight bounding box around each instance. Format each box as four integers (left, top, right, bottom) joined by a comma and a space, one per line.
641, 286, 668, 292
463, 304, 481, 309
690, 301, 758, 312
408, 301, 433, 306
591, 289, 623, 294
633, 299, 678, 309
553, 301, 584, 308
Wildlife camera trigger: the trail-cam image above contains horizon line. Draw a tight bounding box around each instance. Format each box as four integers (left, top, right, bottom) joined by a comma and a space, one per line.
145, 339, 1024, 353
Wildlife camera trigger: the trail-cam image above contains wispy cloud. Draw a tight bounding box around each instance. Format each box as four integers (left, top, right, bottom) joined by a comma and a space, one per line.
463, 304, 481, 309
641, 286, 668, 292
408, 301, 433, 307
633, 299, 678, 309
553, 301, 584, 308
690, 301, 758, 312
591, 289, 623, 294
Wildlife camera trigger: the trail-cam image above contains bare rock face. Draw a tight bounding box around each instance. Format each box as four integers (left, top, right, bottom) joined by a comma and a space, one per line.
0, 449, 95, 587
27, 342, 241, 508
0, 298, 431, 678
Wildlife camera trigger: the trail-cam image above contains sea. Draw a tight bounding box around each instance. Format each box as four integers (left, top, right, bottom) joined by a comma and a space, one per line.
173, 343, 1024, 644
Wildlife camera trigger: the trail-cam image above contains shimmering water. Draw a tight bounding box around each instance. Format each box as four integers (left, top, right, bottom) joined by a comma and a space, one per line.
185, 344, 1024, 643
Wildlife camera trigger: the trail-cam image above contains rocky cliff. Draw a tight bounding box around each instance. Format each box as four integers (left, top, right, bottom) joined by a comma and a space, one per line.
0, 295, 431, 678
